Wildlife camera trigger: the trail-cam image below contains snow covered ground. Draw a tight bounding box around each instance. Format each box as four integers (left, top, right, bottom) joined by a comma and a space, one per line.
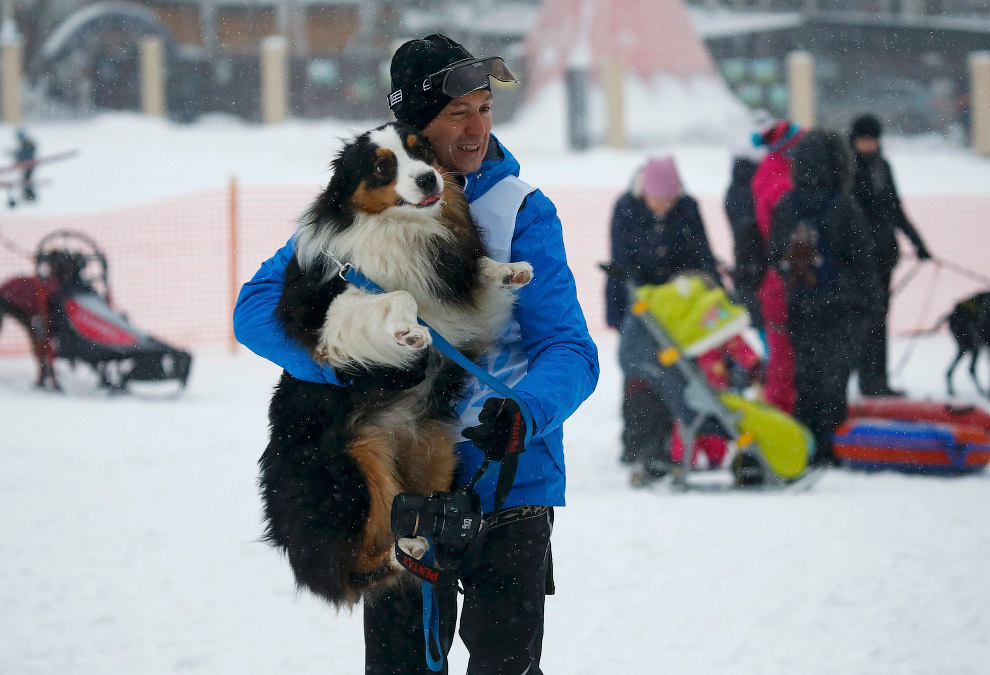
1, 109, 989, 673
1, 332, 989, 674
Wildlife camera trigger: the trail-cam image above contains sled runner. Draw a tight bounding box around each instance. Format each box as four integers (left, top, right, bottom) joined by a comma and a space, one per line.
0, 230, 192, 391
621, 275, 814, 490
834, 418, 990, 474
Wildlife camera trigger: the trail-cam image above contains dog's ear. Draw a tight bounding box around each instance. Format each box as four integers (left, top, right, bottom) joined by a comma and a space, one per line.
308, 135, 368, 227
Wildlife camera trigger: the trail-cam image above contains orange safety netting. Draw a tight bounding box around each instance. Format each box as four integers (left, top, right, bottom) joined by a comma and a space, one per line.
1, 187, 987, 358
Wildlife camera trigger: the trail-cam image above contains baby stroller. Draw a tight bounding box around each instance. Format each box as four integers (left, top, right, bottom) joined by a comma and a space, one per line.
0, 230, 192, 391
618, 274, 814, 490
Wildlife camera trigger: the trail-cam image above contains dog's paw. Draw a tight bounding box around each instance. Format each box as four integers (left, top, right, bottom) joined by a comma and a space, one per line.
500, 261, 533, 288
393, 325, 430, 350
396, 536, 430, 560
384, 291, 431, 351
480, 258, 533, 290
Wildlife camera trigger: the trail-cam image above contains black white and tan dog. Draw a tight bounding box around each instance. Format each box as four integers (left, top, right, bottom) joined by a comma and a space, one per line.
260, 122, 532, 607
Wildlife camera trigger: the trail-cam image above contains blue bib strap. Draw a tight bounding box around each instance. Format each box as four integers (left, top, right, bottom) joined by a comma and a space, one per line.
421, 543, 444, 671
339, 262, 533, 447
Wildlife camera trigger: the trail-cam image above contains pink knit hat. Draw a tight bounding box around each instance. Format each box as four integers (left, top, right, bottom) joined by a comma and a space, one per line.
641, 156, 683, 199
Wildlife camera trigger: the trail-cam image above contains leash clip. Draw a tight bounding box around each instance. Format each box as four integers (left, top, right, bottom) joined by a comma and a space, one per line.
329, 255, 352, 282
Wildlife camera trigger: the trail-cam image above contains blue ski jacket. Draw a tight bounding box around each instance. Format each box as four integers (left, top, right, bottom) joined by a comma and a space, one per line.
233, 135, 599, 512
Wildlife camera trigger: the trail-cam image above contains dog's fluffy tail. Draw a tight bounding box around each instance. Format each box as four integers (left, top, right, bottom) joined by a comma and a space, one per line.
260, 374, 372, 606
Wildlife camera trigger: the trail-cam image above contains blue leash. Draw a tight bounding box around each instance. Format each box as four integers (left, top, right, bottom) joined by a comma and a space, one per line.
420, 544, 444, 672
337, 261, 534, 445
335, 260, 533, 670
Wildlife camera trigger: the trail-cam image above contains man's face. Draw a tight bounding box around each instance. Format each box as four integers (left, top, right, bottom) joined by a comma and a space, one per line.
421, 89, 493, 174
854, 137, 880, 155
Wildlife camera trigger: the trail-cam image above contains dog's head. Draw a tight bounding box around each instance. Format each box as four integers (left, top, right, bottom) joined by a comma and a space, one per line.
297, 122, 472, 272
319, 122, 445, 223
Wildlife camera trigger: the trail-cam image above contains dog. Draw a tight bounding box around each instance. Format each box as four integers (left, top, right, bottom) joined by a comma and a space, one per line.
946, 291, 990, 397
259, 122, 533, 608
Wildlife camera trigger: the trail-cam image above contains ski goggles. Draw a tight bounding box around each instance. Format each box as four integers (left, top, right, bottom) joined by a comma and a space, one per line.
388, 57, 520, 110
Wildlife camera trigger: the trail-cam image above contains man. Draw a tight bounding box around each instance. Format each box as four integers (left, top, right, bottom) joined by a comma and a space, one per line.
233, 34, 598, 675
770, 129, 873, 466
14, 128, 37, 202
848, 113, 932, 397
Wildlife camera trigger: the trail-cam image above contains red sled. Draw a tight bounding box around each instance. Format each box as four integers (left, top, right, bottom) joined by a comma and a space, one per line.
848, 398, 990, 435
834, 418, 990, 474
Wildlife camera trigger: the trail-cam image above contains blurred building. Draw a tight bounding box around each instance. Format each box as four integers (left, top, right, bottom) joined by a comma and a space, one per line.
687, 0, 987, 14
22, 0, 539, 123
686, 0, 990, 133
17, 0, 990, 132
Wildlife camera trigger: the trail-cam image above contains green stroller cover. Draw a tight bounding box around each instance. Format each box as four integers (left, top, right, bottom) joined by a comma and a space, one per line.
634, 276, 750, 357
633, 275, 812, 481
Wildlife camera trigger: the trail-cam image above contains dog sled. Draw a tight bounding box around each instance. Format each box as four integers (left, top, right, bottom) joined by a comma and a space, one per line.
0, 230, 192, 391
618, 274, 816, 491
836, 398, 990, 474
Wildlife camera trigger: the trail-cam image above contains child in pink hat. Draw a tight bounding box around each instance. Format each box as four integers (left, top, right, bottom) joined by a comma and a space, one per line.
641, 156, 683, 200
606, 153, 721, 477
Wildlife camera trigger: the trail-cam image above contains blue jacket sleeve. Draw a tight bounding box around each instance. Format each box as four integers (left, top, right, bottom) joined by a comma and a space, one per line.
232, 238, 343, 385
509, 190, 600, 438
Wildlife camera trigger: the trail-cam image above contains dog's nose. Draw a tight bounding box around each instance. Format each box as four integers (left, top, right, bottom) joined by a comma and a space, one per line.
415, 172, 438, 193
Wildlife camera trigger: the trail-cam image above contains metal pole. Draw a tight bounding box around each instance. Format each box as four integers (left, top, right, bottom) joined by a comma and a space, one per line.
787, 50, 816, 128
229, 175, 239, 354
970, 51, 990, 157
0, 0, 21, 126
201, 0, 218, 56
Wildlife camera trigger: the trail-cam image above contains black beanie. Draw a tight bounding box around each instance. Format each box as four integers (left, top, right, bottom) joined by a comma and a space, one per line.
389, 34, 474, 130
850, 114, 883, 140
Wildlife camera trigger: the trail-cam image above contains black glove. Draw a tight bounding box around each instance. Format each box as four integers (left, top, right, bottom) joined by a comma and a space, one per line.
916, 245, 933, 261
462, 397, 527, 462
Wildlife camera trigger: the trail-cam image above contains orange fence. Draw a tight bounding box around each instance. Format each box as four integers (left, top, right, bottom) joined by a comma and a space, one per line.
1, 184, 988, 358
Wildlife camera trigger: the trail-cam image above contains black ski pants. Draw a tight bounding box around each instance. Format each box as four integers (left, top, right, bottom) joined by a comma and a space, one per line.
788, 303, 854, 464
621, 378, 675, 464
364, 506, 554, 675
856, 265, 894, 394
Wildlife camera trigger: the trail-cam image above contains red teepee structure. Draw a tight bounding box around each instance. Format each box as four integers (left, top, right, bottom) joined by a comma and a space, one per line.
525, 0, 716, 94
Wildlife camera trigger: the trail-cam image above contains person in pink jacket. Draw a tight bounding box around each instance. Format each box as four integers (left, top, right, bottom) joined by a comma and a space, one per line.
751, 120, 804, 414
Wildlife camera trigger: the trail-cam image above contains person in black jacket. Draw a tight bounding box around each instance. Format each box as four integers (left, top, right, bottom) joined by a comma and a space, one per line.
849, 114, 932, 396
605, 156, 720, 472
770, 130, 873, 466
724, 153, 765, 333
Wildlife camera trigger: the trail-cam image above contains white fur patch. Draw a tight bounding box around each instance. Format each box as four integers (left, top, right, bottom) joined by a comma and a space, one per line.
316, 287, 430, 371
396, 536, 430, 560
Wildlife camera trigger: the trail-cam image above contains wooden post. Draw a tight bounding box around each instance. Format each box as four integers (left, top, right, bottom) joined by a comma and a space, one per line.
787, 51, 816, 129
900, 0, 925, 15
603, 59, 626, 149
140, 36, 166, 117
969, 51, 990, 157
260, 36, 288, 124
0, 28, 22, 125
229, 175, 239, 354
